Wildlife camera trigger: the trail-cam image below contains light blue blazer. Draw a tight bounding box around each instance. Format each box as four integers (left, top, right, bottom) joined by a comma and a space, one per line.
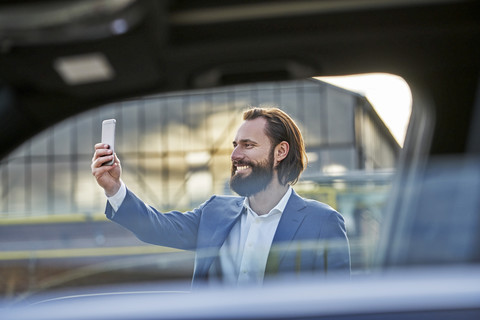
106, 189, 350, 285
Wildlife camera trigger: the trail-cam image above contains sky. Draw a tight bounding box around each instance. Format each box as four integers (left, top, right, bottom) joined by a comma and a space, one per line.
316, 73, 412, 146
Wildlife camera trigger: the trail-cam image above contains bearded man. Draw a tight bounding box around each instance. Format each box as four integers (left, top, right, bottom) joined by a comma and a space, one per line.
91, 107, 350, 287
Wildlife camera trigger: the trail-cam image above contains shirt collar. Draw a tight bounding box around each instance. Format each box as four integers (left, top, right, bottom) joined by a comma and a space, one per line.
243, 186, 293, 217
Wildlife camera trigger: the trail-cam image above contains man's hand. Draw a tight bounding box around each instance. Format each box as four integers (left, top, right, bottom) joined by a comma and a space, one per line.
91, 143, 122, 197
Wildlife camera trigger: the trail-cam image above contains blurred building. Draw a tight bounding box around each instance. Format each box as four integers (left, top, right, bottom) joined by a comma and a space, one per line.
0, 78, 399, 216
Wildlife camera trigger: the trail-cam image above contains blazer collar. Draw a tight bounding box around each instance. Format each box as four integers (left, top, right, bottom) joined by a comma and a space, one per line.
266, 190, 307, 273
272, 189, 307, 244
197, 197, 244, 250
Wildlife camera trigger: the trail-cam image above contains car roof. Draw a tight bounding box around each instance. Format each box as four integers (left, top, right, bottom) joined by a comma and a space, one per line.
0, 0, 479, 158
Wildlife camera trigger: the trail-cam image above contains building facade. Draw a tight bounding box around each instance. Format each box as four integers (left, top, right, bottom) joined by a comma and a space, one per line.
0, 79, 399, 217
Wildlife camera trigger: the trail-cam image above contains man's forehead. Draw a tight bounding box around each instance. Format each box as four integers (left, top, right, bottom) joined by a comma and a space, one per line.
234, 118, 267, 140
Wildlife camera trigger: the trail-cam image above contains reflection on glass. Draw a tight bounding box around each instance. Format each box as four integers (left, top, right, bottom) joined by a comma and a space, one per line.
0, 78, 407, 300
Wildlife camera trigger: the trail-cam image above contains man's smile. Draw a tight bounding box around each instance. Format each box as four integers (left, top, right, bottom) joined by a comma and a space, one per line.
235, 165, 251, 173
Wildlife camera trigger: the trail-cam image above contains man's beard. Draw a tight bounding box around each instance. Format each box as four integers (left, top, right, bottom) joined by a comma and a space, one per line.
229, 151, 275, 197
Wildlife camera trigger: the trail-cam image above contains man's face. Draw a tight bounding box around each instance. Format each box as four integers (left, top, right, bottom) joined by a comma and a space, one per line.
230, 118, 275, 197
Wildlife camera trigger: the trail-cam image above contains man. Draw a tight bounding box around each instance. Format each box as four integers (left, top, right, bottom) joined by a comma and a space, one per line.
91, 107, 350, 287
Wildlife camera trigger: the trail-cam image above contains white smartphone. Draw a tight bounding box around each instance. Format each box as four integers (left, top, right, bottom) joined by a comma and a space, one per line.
101, 119, 116, 166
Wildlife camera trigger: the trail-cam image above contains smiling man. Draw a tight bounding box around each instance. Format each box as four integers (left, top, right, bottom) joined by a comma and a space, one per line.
91, 107, 350, 287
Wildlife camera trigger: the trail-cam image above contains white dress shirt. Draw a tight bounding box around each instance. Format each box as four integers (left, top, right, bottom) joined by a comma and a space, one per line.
107, 182, 292, 286
107, 181, 127, 213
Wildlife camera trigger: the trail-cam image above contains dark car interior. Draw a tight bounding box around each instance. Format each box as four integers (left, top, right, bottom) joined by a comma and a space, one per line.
1, 0, 478, 158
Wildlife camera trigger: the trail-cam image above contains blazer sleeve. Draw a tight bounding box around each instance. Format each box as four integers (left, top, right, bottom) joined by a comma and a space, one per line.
105, 188, 213, 250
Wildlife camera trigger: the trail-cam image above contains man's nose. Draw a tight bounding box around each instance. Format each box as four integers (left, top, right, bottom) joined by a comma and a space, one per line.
231, 146, 242, 161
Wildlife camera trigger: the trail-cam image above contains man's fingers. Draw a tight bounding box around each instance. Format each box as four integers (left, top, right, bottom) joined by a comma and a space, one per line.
98, 155, 114, 167
94, 143, 110, 150
92, 148, 113, 162
91, 154, 114, 172
92, 156, 115, 173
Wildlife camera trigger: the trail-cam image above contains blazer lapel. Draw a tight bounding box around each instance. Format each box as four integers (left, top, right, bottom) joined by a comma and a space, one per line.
194, 197, 244, 279
266, 190, 307, 274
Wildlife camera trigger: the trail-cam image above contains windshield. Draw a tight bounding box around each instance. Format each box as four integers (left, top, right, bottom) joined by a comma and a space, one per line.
0, 76, 409, 302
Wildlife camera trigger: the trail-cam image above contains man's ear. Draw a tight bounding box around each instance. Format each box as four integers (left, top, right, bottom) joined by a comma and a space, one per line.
274, 141, 289, 166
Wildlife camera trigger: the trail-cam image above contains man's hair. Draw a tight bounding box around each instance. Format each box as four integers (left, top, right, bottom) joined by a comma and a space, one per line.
243, 107, 307, 185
